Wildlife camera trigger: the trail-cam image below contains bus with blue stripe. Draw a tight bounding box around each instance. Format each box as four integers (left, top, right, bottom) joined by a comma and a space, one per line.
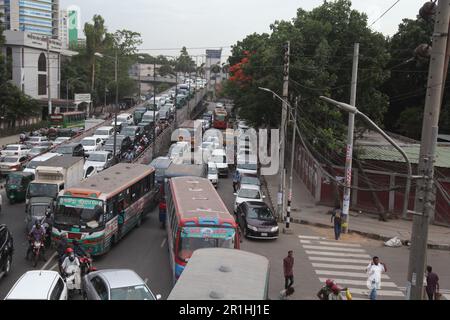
166, 176, 239, 281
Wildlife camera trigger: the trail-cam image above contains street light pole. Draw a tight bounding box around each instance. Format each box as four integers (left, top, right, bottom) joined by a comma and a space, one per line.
342, 43, 359, 233
113, 50, 118, 160
285, 96, 298, 233
153, 60, 156, 152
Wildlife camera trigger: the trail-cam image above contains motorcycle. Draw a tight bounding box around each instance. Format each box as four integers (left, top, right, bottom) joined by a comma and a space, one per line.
63, 263, 82, 297
31, 240, 44, 267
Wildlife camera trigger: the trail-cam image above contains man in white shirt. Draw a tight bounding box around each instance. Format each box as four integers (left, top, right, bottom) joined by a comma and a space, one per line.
366, 256, 387, 300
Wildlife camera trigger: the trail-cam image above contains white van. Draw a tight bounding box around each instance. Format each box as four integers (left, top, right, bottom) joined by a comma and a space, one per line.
24, 152, 61, 175
93, 126, 114, 143
5, 270, 68, 300
116, 113, 134, 126
142, 111, 160, 124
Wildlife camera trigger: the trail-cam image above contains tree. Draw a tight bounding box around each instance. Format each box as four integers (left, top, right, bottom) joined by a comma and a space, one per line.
175, 47, 195, 74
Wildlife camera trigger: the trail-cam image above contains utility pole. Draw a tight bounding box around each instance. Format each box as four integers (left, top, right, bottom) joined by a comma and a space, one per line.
284, 96, 298, 234
342, 43, 359, 234
138, 61, 142, 104
278, 41, 290, 222
153, 60, 156, 150
113, 50, 118, 160
407, 0, 450, 300
47, 36, 52, 116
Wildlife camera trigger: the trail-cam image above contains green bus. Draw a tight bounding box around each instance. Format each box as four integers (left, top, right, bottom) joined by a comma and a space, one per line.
49, 112, 86, 128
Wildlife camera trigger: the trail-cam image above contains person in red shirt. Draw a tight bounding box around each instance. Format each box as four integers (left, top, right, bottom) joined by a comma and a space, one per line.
283, 250, 294, 289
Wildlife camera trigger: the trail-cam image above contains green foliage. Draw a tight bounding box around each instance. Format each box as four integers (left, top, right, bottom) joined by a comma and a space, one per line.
174, 46, 196, 74
225, 0, 389, 160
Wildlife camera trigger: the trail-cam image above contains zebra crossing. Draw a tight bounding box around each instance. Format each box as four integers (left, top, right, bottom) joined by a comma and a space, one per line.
298, 235, 405, 300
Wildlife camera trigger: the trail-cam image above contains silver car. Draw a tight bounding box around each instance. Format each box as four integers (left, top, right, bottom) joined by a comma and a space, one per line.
82, 269, 161, 300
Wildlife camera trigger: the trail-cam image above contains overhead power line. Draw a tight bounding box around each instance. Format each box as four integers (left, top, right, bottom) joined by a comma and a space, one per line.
369, 0, 402, 27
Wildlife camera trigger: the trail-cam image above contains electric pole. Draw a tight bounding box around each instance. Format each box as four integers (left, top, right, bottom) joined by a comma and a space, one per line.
278, 41, 290, 222
342, 43, 359, 234
113, 50, 118, 160
47, 36, 52, 116
284, 96, 297, 234
407, 0, 450, 300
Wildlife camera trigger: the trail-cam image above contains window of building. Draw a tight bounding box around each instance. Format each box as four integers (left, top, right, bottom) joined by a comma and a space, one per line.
38, 74, 47, 95
6, 47, 13, 80
38, 53, 46, 72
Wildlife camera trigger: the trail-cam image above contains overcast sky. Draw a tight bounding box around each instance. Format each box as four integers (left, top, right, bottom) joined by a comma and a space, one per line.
61, 0, 424, 62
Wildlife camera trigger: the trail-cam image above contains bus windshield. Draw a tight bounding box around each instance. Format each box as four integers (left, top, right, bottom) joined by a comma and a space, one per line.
215, 114, 226, 121
55, 197, 105, 229
177, 227, 235, 262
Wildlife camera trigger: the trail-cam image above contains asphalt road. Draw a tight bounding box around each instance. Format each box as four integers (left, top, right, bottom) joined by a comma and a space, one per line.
1, 100, 450, 300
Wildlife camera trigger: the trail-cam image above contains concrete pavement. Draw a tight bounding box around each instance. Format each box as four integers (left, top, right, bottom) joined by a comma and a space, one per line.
263, 171, 450, 250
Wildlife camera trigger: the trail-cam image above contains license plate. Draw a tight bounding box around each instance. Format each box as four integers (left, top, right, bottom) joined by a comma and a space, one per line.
261, 233, 268, 237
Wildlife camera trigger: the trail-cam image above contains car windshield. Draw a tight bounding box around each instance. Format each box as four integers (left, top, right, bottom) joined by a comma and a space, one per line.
240, 176, 260, 186
30, 147, 45, 153
31, 205, 48, 218
29, 137, 41, 142
26, 160, 42, 169
208, 166, 218, 174
56, 146, 73, 154
211, 155, 226, 164
247, 207, 273, 220
28, 183, 58, 198
238, 163, 257, 170
7, 175, 23, 185
122, 128, 136, 136
110, 285, 155, 300
88, 153, 107, 162
55, 197, 104, 228
81, 139, 96, 146
95, 130, 110, 136
238, 188, 261, 199
5, 146, 19, 151
178, 227, 235, 262
3, 157, 19, 163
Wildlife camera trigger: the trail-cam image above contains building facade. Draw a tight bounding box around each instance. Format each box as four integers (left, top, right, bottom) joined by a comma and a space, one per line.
1, 0, 59, 38
59, 9, 78, 49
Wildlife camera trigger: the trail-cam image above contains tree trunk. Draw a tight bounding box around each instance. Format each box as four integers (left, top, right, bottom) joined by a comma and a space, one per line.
91, 59, 96, 93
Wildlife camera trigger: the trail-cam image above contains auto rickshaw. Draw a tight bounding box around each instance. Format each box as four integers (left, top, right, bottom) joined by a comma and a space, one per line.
5, 171, 35, 204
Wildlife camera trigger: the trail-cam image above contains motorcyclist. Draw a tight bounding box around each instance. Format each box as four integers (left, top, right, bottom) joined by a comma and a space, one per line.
61, 249, 81, 293
72, 240, 89, 258
42, 209, 53, 247
26, 221, 47, 261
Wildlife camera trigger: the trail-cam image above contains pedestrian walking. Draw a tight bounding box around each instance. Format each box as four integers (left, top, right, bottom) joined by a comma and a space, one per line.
330, 205, 343, 240
425, 265, 440, 300
328, 285, 343, 300
366, 256, 387, 300
283, 250, 294, 289
232, 170, 240, 193
279, 286, 295, 300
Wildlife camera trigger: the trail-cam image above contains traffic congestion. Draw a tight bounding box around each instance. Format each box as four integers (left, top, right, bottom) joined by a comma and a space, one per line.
0, 75, 278, 300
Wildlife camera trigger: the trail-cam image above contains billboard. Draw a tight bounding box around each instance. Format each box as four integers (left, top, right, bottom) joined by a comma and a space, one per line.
68, 10, 78, 47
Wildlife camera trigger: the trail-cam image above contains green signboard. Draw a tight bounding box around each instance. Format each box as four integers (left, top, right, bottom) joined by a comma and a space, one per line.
68, 10, 78, 48
59, 197, 102, 210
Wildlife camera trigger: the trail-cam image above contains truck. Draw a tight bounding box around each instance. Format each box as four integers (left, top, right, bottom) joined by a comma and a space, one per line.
84, 119, 105, 131
26, 156, 85, 207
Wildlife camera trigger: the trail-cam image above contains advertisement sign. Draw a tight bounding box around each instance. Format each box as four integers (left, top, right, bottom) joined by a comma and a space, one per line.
181, 227, 235, 239
59, 197, 102, 209
74, 93, 91, 103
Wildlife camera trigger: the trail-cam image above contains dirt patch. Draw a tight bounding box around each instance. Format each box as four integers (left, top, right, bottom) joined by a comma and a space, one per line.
306, 225, 383, 245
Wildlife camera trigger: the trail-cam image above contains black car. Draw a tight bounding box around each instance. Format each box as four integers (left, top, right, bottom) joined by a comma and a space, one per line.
235, 201, 279, 239
54, 143, 85, 157
120, 126, 142, 143
103, 135, 132, 157
0, 224, 14, 280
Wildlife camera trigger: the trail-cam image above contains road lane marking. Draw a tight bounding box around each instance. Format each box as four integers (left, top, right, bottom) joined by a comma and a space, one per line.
315, 270, 389, 279
308, 256, 370, 264
298, 235, 325, 240
305, 250, 370, 258
161, 239, 167, 248
317, 241, 362, 247
299, 240, 312, 244
347, 288, 404, 297
318, 277, 398, 288
41, 252, 57, 270
302, 245, 366, 253
312, 263, 367, 270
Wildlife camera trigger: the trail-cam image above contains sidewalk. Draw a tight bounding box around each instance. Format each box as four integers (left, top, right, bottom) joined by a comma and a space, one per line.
0, 134, 20, 147
263, 171, 450, 251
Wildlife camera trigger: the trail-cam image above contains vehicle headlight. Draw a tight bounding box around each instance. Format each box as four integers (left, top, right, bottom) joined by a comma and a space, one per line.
247, 225, 258, 232
271, 226, 279, 232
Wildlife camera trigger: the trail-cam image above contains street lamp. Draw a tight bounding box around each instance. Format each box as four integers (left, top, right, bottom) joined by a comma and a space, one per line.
95, 51, 119, 160
319, 96, 414, 220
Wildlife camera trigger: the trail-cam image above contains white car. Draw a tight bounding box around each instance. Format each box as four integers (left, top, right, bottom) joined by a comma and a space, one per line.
116, 113, 134, 126
211, 149, 228, 177
26, 136, 50, 147
80, 137, 103, 153
84, 151, 113, 172
1, 144, 31, 157
168, 142, 191, 164
92, 126, 114, 143
24, 152, 61, 175
5, 270, 68, 300
208, 162, 219, 188
52, 137, 71, 146
234, 184, 265, 212
0, 156, 28, 174
236, 155, 258, 175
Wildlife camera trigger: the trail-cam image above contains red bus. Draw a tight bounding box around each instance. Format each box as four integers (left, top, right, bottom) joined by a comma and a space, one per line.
165, 176, 239, 281
213, 109, 228, 129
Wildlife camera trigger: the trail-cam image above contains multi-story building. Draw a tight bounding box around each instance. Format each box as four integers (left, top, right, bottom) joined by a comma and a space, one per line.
1, 0, 60, 38
59, 9, 67, 48
59, 8, 78, 49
